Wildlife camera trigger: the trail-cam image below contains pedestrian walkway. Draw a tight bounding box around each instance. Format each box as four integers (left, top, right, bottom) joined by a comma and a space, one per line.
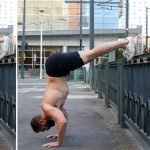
18, 79, 142, 150
0, 125, 14, 150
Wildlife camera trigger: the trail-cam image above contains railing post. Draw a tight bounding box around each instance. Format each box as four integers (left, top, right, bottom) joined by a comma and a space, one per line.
105, 62, 109, 107
117, 59, 125, 127
94, 65, 98, 93
97, 65, 101, 98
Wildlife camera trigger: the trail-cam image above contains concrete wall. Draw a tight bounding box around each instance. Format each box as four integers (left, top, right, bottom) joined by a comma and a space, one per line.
18, 28, 141, 51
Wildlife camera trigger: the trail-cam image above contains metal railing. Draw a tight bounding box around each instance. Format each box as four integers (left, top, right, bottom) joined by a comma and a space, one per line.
68, 67, 86, 82
93, 54, 150, 144
18, 67, 86, 82
0, 54, 16, 137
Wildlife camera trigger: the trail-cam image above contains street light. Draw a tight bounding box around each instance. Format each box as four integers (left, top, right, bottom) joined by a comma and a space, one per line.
80, 0, 83, 51
90, 0, 94, 87
39, 9, 45, 79
146, 7, 150, 50
21, 0, 26, 79
126, 0, 129, 37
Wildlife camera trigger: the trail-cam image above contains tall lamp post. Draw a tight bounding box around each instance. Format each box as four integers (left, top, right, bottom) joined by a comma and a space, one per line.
21, 0, 26, 79
126, 0, 129, 37
90, 0, 94, 87
146, 7, 150, 50
80, 0, 83, 51
39, 9, 44, 79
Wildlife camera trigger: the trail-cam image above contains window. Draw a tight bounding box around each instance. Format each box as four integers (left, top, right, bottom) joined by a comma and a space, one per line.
56, 7, 62, 15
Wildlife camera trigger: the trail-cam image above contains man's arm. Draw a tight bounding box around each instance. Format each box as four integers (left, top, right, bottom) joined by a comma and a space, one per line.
61, 107, 68, 120
41, 104, 67, 147
46, 108, 68, 139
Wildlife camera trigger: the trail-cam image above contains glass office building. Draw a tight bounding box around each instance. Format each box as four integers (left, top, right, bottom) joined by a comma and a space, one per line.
82, 0, 122, 29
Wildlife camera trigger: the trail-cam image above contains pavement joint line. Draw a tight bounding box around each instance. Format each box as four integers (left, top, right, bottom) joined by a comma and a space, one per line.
70, 86, 88, 89
32, 94, 98, 99
18, 86, 37, 93
18, 82, 47, 86
18, 86, 91, 93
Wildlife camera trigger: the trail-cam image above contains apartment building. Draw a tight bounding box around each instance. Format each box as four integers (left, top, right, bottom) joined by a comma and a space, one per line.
0, 0, 16, 29
119, 0, 150, 36
18, 0, 81, 30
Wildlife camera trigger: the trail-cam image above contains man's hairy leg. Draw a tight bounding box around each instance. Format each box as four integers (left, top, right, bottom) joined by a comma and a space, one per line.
79, 39, 128, 64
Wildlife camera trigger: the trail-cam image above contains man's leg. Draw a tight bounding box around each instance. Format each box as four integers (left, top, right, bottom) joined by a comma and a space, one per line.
78, 39, 128, 64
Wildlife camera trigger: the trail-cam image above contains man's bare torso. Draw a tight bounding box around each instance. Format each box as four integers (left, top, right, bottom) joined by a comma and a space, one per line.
41, 76, 69, 109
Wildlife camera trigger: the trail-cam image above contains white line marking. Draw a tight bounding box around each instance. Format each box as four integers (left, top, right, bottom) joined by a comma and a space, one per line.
18, 83, 46, 86
32, 94, 98, 99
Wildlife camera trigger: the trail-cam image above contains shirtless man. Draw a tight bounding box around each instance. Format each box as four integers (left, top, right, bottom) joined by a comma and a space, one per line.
30, 38, 135, 148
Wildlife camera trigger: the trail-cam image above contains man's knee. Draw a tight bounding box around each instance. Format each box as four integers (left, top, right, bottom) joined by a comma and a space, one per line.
78, 51, 93, 64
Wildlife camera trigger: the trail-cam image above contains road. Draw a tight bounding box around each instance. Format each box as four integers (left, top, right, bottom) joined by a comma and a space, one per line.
18, 79, 142, 150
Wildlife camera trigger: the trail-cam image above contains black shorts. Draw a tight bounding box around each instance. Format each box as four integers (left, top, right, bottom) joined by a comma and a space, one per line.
45, 51, 84, 77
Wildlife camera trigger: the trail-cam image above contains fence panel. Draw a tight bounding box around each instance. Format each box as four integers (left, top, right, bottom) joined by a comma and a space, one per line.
123, 60, 150, 140
0, 55, 16, 137
68, 67, 86, 82
97, 64, 106, 99
96, 55, 150, 144
108, 62, 118, 107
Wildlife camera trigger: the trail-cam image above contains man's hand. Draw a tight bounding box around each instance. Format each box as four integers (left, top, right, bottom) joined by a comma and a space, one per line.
47, 134, 58, 139
42, 141, 59, 148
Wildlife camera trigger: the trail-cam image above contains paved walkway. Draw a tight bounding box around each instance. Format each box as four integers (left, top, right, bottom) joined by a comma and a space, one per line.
0, 124, 15, 150
18, 79, 143, 150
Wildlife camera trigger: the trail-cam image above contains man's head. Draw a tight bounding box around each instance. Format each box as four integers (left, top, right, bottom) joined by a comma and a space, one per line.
30, 115, 55, 133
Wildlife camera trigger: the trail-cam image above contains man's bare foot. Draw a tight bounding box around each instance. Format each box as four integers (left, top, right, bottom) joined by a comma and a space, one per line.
0, 37, 4, 43
123, 37, 135, 61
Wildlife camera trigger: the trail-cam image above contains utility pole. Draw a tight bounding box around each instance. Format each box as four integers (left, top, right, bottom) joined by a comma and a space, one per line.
126, 0, 129, 37
21, 0, 26, 79
80, 0, 83, 50
146, 7, 150, 50
65, 0, 83, 50
39, 10, 45, 79
90, 0, 94, 86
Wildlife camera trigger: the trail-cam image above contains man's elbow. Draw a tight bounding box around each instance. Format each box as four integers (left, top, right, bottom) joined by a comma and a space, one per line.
59, 118, 67, 126
40, 101, 47, 111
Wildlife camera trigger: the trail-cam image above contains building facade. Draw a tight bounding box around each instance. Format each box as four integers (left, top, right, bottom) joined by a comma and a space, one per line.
129, 0, 150, 36
18, 0, 143, 74
18, 0, 80, 31
18, 0, 81, 71
18, 0, 125, 31
83, 0, 122, 29
119, 0, 150, 36
0, 0, 16, 29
